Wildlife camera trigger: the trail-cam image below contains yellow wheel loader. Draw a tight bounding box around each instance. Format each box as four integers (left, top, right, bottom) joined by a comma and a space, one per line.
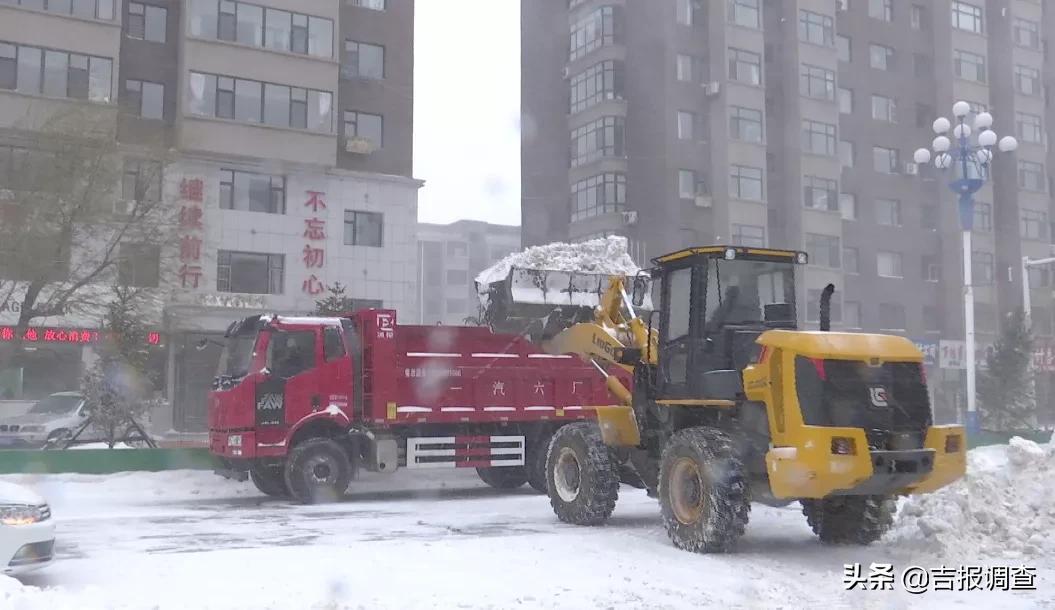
478, 245, 966, 553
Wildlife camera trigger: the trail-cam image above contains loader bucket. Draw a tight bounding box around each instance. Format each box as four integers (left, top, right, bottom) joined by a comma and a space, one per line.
478, 267, 652, 341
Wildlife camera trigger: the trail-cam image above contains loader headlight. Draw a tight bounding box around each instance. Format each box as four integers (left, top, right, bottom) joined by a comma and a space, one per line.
944, 435, 962, 453
724, 248, 737, 260
831, 437, 857, 455
796, 252, 809, 265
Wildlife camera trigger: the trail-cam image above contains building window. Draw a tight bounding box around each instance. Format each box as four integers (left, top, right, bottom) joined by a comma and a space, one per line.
799, 64, 835, 101
127, 2, 166, 43
570, 116, 625, 167
344, 210, 384, 247
0, 40, 111, 102
972, 251, 994, 285
911, 5, 927, 30
729, 106, 763, 143
843, 247, 859, 273
728, 0, 760, 29
189, 0, 333, 58
219, 169, 285, 214
343, 110, 383, 148
839, 140, 854, 168
1021, 209, 1047, 241
343, 40, 384, 79
802, 120, 836, 156
803, 175, 837, 211
953, 49, 986, 82
188, 71, 332, 132
951, 1, 983, 34
122, 79, 164, 120
217, 251, 283, 295
845, 301, 861, 328
838, 88, 853, 114
871, 95, 896, 123
348, 0, 385, 9
877, 251, 903, 278
446, 242, 467, 257
805, 233, 840, 268
876, 198, 902, 226
728, 48, 761, 85
922, 255, 941, 282
676, 54, 704, 83
840, 193, 856, 220
1028, 267, 1050, 290
921, 204, 938, 230
913, 53, 933, 78
729, 165, 763, 201
121, 159, 161, 203
798, 10, 833, 46
836, 35, 851, 62
869, 0, 892, 21
1016, 112, 1043, 144
571, 173, 626, 221
4, 0, 114, 19
571, 60, 623, 113
869, 44, 893, 70
1014, 65, 1040, 96
1018, 160, 1045, 192
676, 110, 696, 140
731, 223, 764, 247
872, 146, 899, 174
678, 169, 702, 199
879, 303, 906, 331
118, 243, 160, 288
973, 202, 992, 231
570, 6, 620, 62
1013, 18, 1040, 50
675, 0, 698, 26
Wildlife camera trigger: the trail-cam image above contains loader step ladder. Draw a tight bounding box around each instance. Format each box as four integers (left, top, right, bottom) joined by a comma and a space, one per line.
406, 436, 526, 469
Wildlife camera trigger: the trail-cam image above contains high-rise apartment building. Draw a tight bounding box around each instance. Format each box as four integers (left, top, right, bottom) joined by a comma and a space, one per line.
522, 0, 1055, 423
0, 0, 419, 432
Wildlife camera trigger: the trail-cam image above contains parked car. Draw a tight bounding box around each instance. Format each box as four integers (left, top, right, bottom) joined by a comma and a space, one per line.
0, 392, 86, 449
0, 481, 54, 575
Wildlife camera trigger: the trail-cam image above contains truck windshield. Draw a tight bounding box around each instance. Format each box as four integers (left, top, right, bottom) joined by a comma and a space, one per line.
706, 259, 796, 326
218, 333, 258, 379
29, 394, 81, 415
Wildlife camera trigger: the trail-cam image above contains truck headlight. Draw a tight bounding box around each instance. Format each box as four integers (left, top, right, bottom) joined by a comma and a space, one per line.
228, 434, 242, 447
0, 504, 46, 526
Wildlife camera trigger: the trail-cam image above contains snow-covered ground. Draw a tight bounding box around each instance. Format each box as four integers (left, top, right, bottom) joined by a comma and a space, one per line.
0, 442, 1052, 610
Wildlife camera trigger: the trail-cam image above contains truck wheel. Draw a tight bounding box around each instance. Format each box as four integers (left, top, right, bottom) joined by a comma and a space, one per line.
801, 495, 895, 545
250, 464, 289, 498
526, 432, 553, 493
476, 466, 528, 489
284, 438, 351, 504
546, 422, 619, 525
658, 427, 750, 553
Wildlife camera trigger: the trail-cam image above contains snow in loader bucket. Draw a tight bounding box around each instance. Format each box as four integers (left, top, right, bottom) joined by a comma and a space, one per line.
478, 267, 653, 338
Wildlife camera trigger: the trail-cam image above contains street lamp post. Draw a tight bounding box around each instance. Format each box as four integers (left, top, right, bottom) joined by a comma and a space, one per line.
914, 101, 1018, 438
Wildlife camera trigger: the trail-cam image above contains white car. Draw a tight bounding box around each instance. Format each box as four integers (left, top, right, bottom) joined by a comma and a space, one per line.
0, 392, 87, 449
0, 481, 54, 575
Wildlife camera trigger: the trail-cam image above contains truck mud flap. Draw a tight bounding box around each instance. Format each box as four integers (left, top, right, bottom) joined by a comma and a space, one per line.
406, 436, 525, 469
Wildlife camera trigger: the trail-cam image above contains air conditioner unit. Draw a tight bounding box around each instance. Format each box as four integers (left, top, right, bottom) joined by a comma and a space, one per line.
344, 137, 376, 154
703, 81, 721, 97
694, 194, 712, 208
904, 162, 919, 175
621, 210, 638, 225
113, 199, 135, 216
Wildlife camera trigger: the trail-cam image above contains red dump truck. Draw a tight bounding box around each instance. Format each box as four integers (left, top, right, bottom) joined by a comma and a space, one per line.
208, 309, 629, 503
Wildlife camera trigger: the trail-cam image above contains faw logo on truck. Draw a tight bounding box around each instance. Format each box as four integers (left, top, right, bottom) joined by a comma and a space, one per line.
255, 378, 286, 427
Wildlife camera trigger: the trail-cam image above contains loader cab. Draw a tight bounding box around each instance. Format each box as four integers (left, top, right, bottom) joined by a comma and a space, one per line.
651, 246, 806, 400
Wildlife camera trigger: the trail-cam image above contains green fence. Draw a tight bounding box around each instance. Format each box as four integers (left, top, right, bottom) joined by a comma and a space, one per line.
0, 448, 222, 475
969, 429, 1053, 449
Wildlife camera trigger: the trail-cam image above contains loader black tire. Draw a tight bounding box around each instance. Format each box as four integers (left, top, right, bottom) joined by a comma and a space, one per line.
800, 495, 896, 545
546, 422, 619, 525
250, 464, 289, 498
476, 466, 528, 489
284, 438, 352, 504
526, 432, 553, 493
659, 427, 750, 553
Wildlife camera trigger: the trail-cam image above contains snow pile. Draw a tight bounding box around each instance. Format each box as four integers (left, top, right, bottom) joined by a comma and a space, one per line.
475, 235, 640, 288
887, 436, 1055, 561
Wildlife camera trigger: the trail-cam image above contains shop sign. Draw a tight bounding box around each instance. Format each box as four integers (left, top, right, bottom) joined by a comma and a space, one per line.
177, 177, 205, 289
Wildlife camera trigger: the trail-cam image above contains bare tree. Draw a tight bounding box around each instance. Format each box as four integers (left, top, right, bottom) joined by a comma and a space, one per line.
0, 107, 175, 373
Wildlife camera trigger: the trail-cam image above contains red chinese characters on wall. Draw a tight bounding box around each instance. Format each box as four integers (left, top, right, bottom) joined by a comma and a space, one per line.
0, 327, 162, 345
178, 178, 205, 289
302, 190, 327, 295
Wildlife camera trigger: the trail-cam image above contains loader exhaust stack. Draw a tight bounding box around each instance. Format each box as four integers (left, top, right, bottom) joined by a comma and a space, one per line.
819, 283, 835, 332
